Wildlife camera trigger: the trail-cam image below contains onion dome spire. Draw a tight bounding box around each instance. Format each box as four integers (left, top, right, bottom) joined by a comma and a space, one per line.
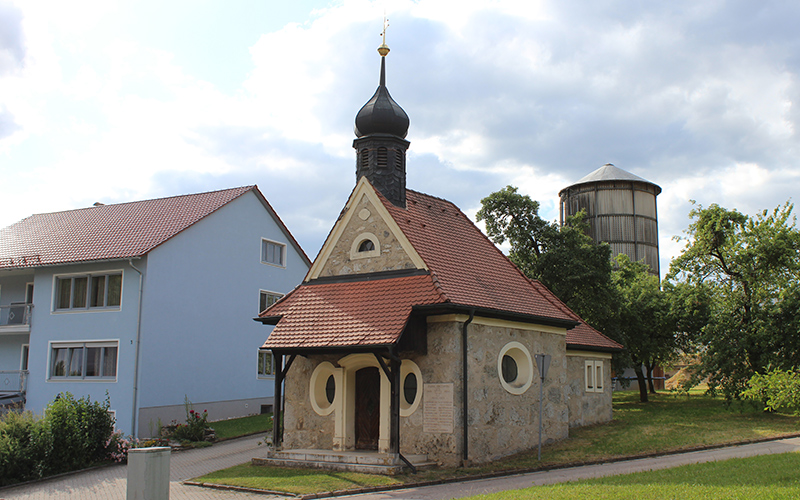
354, 25, 409, 138
352, 19, 411, 208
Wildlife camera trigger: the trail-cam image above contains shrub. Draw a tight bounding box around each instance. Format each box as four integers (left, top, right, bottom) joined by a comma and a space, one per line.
172, 408, 211, 443
742, 369, 800, 414
45, 392, 115, 473
0, 410, 52, 486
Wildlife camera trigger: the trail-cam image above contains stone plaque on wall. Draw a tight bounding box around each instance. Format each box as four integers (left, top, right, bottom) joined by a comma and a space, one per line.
423, 383, 454, 434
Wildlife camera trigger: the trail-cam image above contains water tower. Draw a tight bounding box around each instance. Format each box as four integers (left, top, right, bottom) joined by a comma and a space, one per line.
558, 164, 661, 276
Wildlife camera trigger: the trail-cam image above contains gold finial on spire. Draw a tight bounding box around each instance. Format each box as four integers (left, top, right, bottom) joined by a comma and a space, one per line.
378, 15, 390, 56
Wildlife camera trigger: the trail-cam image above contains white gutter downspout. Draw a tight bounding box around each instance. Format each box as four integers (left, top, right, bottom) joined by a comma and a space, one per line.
128, 258, 144, 438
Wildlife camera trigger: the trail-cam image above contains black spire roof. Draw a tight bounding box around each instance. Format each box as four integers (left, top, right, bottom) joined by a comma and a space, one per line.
354, 44, 409, 138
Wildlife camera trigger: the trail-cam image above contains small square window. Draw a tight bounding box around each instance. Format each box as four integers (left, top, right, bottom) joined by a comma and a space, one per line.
261, 240, 286, 267
258, 350, 274, 378
259, 291, 283, 313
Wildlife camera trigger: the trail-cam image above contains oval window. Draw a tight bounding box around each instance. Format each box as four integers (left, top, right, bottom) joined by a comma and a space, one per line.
501, 354, 518, 384
358, 240, 375, 252
325, 374, 336, 404
403, 372, 418, 406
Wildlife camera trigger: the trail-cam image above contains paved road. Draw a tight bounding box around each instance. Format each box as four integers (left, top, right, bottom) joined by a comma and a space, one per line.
340, 437, 800, 499
2, 435, 799, 499
0, 433, 281, 500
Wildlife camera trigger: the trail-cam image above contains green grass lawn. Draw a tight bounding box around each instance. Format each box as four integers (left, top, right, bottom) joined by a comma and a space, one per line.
467, 452, 800, 499
192, 391, 800, 494
210, 413, 273, 440
192, 463, 403, 495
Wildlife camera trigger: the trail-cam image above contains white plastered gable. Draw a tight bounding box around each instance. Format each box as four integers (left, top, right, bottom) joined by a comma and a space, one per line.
306, 177, 427, 281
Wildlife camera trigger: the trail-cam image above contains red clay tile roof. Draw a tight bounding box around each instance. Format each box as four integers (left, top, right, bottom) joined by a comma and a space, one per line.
528, 279, 623, 351
383, 190, 578, 322
262, 183, 622, 352
263, 274, 447, 349
0, 186, 259, 269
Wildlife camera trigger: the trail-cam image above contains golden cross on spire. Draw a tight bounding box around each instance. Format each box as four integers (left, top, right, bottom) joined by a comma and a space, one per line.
378, 15, 390, 56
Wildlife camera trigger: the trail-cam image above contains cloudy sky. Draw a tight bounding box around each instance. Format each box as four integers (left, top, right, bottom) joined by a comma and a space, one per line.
1, 0, 798, 277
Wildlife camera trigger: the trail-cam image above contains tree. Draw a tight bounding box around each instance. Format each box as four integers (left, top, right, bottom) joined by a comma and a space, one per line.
611, 255, 677, 402
667, 201, 800, 399
477, 186, 615, 331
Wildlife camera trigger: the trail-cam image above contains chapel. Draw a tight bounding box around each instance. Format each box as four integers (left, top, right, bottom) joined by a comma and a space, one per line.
256, 38, 622, 473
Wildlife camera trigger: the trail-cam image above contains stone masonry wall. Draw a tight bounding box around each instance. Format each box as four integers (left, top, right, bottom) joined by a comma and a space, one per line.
400, 318, 569, 467
565, 355, 613, 427
282, 354, 336, 451
319, 193, 417, 277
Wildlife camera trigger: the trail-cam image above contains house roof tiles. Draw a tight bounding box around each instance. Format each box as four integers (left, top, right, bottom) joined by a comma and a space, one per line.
0, 186, 300, 269
262, 274, 447, 349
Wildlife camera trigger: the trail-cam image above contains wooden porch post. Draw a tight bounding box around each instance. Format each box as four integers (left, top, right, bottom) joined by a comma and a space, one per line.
272, 352, 283, 450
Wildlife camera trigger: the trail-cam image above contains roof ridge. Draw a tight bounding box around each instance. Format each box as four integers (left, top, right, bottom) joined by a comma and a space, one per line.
18, 185, 256, 221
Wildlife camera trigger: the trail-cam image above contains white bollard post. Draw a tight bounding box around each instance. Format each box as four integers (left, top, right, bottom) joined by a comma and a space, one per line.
127, 447, 170, 500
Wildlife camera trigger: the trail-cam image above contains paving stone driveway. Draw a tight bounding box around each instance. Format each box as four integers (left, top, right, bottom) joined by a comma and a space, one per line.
0, 433, 282, 500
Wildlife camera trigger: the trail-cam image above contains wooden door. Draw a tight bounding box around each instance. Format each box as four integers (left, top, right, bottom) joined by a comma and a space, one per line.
355, 367, 380, 450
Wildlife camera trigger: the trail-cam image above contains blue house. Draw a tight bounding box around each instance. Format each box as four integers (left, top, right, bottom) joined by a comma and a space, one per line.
0, 186, 310, 437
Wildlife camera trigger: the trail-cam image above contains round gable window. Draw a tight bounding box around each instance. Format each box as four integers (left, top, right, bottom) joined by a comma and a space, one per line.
350, 232, 380, 259
498, 342, 533, 395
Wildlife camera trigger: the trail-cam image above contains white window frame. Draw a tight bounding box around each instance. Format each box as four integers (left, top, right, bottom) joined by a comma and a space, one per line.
257, 349, 274, 379
497, 341, 534, 395
53, 271, 123, 312
259, 290, 284, 314
48, 340, 119, 381
261, 239, 286, 267
585, 359, 604, 393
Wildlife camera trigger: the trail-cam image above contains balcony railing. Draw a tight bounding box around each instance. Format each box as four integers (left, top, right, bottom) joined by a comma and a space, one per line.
0, 304, 32, 329
0, 370, 28, 394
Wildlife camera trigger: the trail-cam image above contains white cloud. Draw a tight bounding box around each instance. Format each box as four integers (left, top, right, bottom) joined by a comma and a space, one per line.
0, 0, 799, 269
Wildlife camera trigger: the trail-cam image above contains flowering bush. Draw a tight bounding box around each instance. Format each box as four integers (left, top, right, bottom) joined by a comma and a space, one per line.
105, 430, 134, 463
170, 398, 212, 443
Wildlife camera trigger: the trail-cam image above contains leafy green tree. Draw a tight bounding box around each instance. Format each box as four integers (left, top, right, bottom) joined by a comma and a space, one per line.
667, 201, 800, 399
612, 255, 678, 402
477, 186, 615, 331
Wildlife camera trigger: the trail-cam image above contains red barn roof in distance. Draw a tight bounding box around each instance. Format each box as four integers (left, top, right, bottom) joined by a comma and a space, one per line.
0, 186, 309, 270
262, 182, 622, 352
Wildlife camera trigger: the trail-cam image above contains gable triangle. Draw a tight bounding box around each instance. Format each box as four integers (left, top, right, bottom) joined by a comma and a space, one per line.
306, 177, 427, 281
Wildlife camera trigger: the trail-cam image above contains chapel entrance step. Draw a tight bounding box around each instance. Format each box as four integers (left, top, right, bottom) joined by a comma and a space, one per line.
252, 449, 437, 475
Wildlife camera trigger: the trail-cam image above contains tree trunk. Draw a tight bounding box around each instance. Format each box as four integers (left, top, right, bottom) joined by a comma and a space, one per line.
633, 364, 649, 403
645, 360, 657, 394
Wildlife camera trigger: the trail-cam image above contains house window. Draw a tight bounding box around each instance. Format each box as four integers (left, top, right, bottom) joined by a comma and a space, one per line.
399, 359, 423, 416
349, 232, 380, 260
258, 350, 274, 378
497, 342, 533, 395
585, 360, 604, 393
259, 291, 283, 313
261, 239, 286, 267
20, 344, 29, 371
49, 341, 118, 380
55, 273, 121, 311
